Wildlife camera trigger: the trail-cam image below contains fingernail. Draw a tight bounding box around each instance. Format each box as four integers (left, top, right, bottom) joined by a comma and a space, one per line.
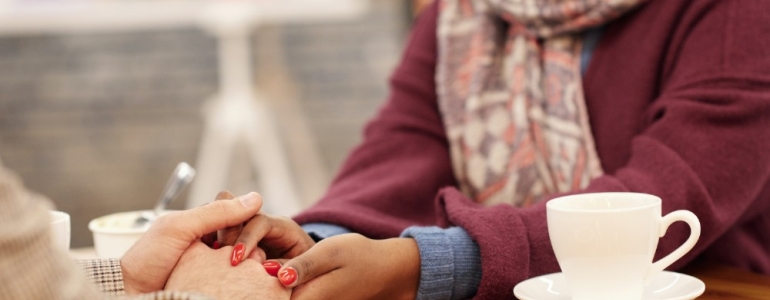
238, 192, 258, 208
278, 267, 298, 286
231, 243, 245, 266
212, 241, 220, 250
262, 261, 281, 276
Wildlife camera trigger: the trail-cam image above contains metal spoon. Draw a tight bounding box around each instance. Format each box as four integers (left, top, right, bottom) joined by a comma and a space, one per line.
133, 162, 196, 228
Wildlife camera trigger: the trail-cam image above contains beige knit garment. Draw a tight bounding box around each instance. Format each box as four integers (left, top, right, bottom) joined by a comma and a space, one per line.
0, 167, 209, 300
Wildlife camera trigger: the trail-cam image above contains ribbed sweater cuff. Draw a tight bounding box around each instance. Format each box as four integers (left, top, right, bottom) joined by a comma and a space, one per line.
401, 226, 481, 300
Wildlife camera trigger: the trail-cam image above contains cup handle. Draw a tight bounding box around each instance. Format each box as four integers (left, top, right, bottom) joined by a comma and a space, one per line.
646, 210, 701, 280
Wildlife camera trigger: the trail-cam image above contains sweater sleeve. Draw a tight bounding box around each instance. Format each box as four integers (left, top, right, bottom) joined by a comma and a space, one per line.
0, 168, 104, 300
301, 1, 770, 300
438, 1, 770, 299
293, 1, 454, 238
0, 167, 212, 300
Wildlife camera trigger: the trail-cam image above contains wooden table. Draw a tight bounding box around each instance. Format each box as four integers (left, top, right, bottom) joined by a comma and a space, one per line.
684, 262, 770, 299
71, 247, 770, 299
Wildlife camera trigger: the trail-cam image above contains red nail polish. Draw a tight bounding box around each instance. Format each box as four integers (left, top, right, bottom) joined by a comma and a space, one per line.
262, 261, 281, 276
278, 267, 298, 286
231, 243, 245, 266
212, 241, 220, 249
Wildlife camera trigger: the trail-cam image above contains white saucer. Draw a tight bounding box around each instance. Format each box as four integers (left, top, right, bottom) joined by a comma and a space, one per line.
513, 271, 705, 300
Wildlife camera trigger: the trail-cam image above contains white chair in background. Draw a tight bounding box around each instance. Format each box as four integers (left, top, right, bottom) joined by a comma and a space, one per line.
0, 0, 368, 216
189, 1, 367, 216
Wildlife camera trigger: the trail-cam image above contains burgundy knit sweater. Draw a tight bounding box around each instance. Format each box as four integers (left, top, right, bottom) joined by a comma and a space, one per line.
294, 0, 770, 299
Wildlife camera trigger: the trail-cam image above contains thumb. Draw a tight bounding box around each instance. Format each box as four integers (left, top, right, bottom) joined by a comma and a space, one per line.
165, 192, 262, 239
276, 240, 342, 288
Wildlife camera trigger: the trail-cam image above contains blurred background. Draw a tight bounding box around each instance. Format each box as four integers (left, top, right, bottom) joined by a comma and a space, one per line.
0, 0, 432, 248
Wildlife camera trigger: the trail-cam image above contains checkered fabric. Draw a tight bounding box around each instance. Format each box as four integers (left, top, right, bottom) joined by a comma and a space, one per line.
77, 259, 125, 295
76, 259, 212, 300
436, 0, 644, 206
122, 291, 212, 300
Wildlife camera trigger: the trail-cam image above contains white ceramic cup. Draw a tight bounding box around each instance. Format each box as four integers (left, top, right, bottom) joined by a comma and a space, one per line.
89, 210, 175, 258
89, 210, 149, 258
49, 210, 71, 251
546, 192, 701, 300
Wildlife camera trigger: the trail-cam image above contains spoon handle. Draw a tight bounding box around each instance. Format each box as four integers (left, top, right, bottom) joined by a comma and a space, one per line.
153, 162, 196, 216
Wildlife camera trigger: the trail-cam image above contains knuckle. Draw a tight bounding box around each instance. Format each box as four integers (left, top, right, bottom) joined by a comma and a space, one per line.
152, 212, 175, 228
240, 215, 263, 235
202, 200, 235, 224
216, 201, 231, 218
327, 246, 342, 261
316, 238, 345, 259
189, 206, 209, 223
297, 258, 314, 278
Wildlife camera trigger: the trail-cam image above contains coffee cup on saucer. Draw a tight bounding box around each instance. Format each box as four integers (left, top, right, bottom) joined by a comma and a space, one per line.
545, 192, 701, 300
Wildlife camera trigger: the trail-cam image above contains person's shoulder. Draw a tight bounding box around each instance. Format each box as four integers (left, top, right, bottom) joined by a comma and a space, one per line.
412, 0, 439, 36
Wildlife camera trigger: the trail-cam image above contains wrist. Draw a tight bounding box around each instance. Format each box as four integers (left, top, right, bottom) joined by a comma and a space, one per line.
385, 238, 421, 300
120, 257, 144, 294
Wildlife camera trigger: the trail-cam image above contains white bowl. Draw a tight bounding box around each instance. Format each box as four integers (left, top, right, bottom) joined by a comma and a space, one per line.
88, 210, 172, 258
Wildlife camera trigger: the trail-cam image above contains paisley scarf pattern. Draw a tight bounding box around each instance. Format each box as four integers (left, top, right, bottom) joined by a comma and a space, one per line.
436, 0, 644, 206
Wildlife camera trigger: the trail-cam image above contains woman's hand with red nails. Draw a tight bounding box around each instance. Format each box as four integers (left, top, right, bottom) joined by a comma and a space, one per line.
276, 233, 420, 300
263, 260, 283, 276
226, 213, 316, 266
166, 242, 290, 300
120, 192, 263, 294
204, 192, 297, 266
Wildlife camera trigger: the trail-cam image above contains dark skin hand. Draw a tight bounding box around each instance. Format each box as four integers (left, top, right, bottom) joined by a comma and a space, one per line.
210, 192, 421, 299
276, 233, 421, 300
210, 191, 316, 266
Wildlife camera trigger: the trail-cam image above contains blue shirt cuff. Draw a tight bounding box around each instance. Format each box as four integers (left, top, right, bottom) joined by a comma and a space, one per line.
301, 223, 351, 241
401, 226, 481, 300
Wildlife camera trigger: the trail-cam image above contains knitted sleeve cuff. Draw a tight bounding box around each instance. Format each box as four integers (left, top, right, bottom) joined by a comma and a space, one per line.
400, 226, 481, 300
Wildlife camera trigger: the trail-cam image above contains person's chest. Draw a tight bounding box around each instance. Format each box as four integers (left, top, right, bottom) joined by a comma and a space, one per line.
582, 0, 720, 174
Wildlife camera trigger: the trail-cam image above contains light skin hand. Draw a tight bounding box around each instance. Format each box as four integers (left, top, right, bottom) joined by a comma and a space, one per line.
166, 241, 290, 300
120, 192, 263, 294
270, 233, 421, 300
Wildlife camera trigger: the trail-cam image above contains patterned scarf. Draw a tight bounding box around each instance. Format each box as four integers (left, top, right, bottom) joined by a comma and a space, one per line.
436, 0, 644, 206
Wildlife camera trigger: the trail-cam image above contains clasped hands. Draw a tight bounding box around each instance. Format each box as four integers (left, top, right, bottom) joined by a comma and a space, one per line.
119, 191, 420, 300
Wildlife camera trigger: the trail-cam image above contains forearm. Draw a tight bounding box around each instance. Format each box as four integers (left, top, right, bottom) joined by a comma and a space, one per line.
302, 223, 483, 300
293, 0, 453, 239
